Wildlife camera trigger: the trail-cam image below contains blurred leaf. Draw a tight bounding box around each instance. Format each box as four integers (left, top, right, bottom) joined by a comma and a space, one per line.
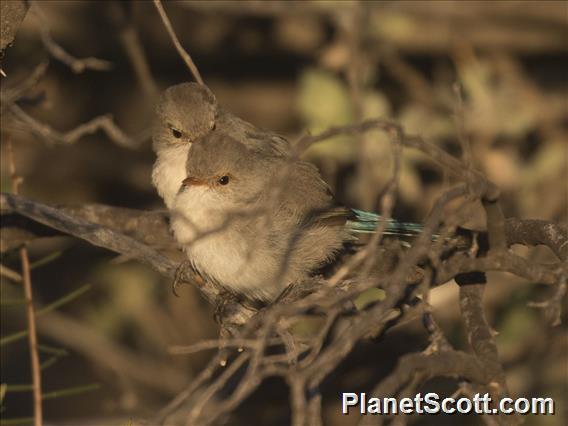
520, 141, 567, 217
275, 16, 324, 54
399, 104, 453, 141
522, 141, 566, 185
289, 316, 326, 338
482, 148, 522, 190
457, 54, 543, 138
496, 305, 538, 359
398, 162, 422, 203
298, 68, 354, 162
354, 288, 386, 311
86, 263, 160, 340
298, 68, 352, 127
362, 91, 391, 120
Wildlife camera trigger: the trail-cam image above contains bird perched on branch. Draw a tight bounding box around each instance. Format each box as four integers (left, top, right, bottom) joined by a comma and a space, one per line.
152, 82, 291, 209
170, 130, 425, 303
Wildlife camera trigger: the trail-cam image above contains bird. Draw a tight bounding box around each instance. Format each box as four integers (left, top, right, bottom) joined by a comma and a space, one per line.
152, 82, 292, 209
170, 130, 425, 303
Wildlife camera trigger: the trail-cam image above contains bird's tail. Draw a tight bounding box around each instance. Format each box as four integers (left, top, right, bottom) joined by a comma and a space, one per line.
346, 208, 428, 238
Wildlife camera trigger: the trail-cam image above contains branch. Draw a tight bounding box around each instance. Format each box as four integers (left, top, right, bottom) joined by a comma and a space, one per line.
296, 118, 499, 199
9, 104, 143, 149
359, 350, 491, 426
0, 60, 49, 105
110, 2, 159, 97
153, 0, 204, 85
1, 186, 565, 425
505, 218, 568, 262
30, 1, 112, 73
37, 311, 186, 394
7, 141, 43, 426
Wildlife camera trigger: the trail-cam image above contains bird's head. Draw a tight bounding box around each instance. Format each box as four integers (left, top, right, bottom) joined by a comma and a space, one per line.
153, 82, 218, 149
178, 132, 275, 207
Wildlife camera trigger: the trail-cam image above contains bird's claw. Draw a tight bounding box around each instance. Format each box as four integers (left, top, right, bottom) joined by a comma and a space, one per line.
213, 297, 229, 324
172, 260, 193, 297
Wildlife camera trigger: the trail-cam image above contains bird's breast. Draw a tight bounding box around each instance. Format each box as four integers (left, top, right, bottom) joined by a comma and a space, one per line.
170, 195, 286, 301
152, 144, 191, 209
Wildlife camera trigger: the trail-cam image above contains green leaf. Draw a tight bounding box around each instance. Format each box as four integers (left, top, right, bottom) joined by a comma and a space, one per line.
0, 284, 91, 347
354, 288, 386, 311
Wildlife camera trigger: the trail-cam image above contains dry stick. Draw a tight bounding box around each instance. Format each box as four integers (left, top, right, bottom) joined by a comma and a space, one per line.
153, 0, 204, 85
359, 351, 490, 426
2, 190, 552, 424
30, 1, 112, 73
166, 180, 568, 424
179, 188, 465, 422
9, 105, 141, 149
111, 2, 159, 97
289, 376, 308, 426
0, 60, 49, 105
0, 264, 23, 282
7, 141, 43, 426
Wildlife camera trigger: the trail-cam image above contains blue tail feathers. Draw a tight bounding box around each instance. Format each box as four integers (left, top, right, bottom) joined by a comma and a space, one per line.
346, 209, 426, 238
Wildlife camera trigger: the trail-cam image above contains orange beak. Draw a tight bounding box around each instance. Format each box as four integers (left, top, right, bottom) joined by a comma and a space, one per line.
182, 176, 206, 187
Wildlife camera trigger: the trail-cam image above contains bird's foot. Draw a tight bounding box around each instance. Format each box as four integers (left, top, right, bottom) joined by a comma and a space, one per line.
213, 290, 242, 324
274, 279, 316, 305
172, 260, 203, 297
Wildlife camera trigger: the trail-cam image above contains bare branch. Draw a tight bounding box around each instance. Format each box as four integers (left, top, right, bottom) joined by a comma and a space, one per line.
9, 104, 143, 149
110, 2, 159, 97
7, 140, 43, 426
0, 60, 49, 105
359, 351, 491, 426
30, 1, 112, 73
153, 0, 204, 85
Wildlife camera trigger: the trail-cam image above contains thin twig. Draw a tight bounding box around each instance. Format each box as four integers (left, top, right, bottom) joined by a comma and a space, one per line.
0, 60, 49, 105
153, 0, 204, 85
111, 2, 159, 97
30, 1, 112, 73
1, 263, 23, 282
9, 104, 142, 149
7, 140, 43, 426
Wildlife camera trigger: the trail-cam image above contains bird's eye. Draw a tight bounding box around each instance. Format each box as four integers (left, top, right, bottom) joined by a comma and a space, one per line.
218, 175, 230, 185
172, 128, 182, 139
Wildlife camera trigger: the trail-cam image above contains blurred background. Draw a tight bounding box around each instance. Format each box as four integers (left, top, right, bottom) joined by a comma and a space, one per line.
0, 1, 566, 425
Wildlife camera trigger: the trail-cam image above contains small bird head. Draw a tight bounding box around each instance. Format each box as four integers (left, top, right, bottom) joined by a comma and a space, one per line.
178, 131, 274, 207
153, 82, 218, 148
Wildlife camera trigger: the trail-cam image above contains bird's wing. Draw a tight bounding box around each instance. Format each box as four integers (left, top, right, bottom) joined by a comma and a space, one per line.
270, 159, 427, 240
303, 206, 354, 229
218, 109, 292, 157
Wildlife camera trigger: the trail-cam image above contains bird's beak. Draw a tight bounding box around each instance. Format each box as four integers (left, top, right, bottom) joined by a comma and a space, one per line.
182, 176, 206, 187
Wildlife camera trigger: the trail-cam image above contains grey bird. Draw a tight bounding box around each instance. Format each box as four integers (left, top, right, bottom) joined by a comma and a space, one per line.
152, 83, 292, 209
170, 131, 424, 303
